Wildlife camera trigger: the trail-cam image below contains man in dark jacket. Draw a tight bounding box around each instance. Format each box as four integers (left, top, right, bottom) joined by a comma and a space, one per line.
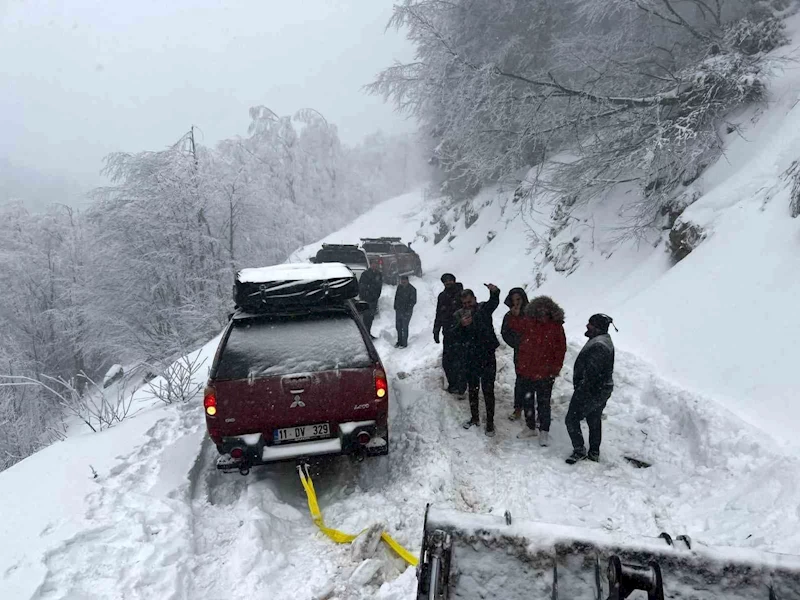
433, 273, 465, 393
450, 284, 501, 437
394, 275, 417, 348
565, 314, 616, 464
500, 288, 529, 421
359, 260, 383, 338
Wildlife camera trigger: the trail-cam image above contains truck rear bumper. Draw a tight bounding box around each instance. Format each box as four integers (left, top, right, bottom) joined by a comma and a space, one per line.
215, 420, 388, 471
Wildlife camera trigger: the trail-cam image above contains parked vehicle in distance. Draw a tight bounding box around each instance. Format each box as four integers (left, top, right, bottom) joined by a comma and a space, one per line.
310, 243, 370, 282
206, 263, 389, 474
360, 237, 422, 284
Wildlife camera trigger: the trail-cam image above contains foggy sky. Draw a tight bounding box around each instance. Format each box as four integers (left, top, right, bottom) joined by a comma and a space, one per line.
0, 0, 415, 186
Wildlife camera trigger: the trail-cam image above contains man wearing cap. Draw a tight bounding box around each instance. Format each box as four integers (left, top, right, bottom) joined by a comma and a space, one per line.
433, 273, 465, 394
565, 314, 617, 464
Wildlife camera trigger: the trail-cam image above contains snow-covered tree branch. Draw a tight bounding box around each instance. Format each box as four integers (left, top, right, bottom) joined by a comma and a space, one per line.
370, 0, 786, 219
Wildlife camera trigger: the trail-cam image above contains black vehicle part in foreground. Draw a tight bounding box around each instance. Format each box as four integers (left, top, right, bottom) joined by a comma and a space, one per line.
416, 505, 800, 600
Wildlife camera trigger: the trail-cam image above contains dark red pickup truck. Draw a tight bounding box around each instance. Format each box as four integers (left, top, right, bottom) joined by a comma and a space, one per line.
205, 266, 389, 474
360, 237, 422, 284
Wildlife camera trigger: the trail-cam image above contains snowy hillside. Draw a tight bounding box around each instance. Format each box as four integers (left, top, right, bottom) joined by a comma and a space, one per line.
3, 14, 800, 600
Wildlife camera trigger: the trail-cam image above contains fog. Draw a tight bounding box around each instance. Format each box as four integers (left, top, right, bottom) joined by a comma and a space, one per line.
0, 0, 414, 188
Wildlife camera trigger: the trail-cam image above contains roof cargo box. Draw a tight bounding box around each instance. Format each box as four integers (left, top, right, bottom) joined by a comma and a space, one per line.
233, 263, 358, 312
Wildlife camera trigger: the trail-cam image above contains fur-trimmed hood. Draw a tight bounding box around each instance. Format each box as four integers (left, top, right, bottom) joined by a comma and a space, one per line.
524, 295, 565, 323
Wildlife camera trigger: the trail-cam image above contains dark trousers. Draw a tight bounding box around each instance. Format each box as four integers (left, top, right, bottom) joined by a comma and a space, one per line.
466, 356, 496, 425
513, 377, 523, 411
442, 335, 465, 392
396, 310, 412, 345
565, 390, 612, 453
520, 377, 554, 432
362, 301, 378, 333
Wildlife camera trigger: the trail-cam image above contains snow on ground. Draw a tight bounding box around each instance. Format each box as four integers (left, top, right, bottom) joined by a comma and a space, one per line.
5, 267, 800, 599
4, 15, 800, 600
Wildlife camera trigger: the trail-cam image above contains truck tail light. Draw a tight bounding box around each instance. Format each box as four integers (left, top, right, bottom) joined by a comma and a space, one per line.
375, 368, 388, 400
204, 385, 217, 416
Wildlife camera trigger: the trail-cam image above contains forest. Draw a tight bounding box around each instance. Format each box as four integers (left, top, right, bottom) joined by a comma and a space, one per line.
0, 108, 429, 468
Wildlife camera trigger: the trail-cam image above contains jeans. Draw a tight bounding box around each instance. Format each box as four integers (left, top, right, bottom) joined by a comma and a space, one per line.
519, 377, 554, 432
513, 377, 523, 411
396, 310, 412, 345
466, 356, 496, 425
565, 389, 612, 453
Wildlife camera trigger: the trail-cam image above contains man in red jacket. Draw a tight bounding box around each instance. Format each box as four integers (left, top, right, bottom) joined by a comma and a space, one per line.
508, 296, 567, 446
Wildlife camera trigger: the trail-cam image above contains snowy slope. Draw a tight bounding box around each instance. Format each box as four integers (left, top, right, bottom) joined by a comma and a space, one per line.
293, 15, 800, 450
3, 15, 800, 600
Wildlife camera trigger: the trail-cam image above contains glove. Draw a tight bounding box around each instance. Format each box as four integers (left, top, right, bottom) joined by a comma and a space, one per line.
433, 331, 440, 344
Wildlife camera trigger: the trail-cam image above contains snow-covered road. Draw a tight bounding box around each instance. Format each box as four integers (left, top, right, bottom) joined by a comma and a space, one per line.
15, 270, 800, 600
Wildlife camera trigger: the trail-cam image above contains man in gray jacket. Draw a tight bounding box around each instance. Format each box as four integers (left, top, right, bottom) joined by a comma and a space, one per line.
565, 314, 616, 464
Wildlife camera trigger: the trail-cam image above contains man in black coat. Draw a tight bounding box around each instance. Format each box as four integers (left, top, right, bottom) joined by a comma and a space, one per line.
450, 284, 501, 437
358, 260, 383, 338
433, 273, 465, 394
565, 313, 616, 464
394, 275, 417, 348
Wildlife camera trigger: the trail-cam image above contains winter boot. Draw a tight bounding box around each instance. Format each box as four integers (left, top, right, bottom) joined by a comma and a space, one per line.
566, 449, 588, 465
517, 427, 538, 439
485, 423, 496, 438
587, 450, 600, 462
508, 409, 522, 421
538, 431, 550, 447
462, 418, 479, 430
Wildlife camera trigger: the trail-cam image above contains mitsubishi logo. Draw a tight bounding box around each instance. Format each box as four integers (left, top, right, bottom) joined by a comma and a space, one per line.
290, 395, 306, 408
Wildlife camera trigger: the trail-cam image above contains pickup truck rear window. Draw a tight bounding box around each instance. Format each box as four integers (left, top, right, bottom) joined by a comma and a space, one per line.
215, 313, 372, 380
315, 248, 368, 266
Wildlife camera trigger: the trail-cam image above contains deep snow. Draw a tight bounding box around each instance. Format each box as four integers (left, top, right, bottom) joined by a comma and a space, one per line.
6, 267, 800, 599
4, 14, 800, 600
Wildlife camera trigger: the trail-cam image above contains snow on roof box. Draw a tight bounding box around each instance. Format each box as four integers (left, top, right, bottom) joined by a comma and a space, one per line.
237, 262, 354, 283
233, 262, 359, 312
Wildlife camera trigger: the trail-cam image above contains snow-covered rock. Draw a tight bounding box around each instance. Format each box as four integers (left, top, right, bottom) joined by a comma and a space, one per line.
349, 558, 383, 586
102, 364, 124, 388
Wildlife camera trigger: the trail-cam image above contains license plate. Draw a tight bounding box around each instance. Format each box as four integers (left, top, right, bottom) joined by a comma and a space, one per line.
273, 422, 330, 443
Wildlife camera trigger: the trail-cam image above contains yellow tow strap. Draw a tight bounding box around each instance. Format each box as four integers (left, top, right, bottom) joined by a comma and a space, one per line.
297, 464, 419, 566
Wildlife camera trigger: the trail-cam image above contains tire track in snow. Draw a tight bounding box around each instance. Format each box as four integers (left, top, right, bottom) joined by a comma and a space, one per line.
31, 404, 202, 600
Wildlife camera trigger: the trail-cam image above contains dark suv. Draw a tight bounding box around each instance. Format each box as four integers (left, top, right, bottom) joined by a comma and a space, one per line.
204, 301, 389, 474
311, 244, 370, 282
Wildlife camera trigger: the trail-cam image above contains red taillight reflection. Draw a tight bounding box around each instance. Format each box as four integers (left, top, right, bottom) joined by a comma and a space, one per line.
357, 431, 371, 445
230, 447, 244, 459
